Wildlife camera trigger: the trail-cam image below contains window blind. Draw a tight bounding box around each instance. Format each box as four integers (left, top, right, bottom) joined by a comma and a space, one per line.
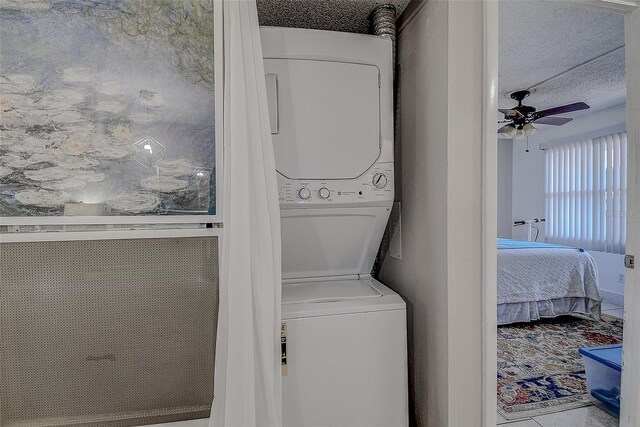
545, 131, 627, 254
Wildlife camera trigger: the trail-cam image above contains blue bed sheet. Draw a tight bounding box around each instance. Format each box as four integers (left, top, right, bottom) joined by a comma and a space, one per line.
497, 238, 581, 251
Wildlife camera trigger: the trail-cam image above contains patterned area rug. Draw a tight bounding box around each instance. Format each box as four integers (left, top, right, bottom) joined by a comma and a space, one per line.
497, 314, 623, 420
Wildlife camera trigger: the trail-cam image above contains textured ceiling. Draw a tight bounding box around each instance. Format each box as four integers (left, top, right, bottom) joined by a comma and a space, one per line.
257, 0, 410, 33
499, 0, 626, 126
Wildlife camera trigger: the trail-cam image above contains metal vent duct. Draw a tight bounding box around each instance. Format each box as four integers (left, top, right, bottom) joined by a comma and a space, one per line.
370, 4, 397, 66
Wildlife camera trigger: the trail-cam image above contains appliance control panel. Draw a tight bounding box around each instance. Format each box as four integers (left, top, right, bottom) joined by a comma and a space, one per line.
278, 163, 393, 206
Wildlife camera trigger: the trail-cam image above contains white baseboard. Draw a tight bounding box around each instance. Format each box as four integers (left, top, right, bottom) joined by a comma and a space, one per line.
600, 289, 624, 306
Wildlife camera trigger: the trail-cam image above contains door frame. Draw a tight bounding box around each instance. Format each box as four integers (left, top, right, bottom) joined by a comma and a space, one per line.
481, 1, 498, 426
620, 6, 640, 426
481, 1, 640, 426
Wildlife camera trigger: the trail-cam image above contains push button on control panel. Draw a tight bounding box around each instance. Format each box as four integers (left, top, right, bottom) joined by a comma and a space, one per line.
298, 188, 311, 200
318, 187, 330, 199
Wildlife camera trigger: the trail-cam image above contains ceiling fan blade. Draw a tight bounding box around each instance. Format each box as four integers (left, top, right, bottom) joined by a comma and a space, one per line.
536, 102, 590, 117
534, 116, 573, 126
498, 108, 523, 119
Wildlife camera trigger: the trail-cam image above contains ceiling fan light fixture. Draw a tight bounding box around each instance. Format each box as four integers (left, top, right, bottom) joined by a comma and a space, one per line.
523, 123, 536, 136
500, 125, 516, 138
498, 94, 589, 139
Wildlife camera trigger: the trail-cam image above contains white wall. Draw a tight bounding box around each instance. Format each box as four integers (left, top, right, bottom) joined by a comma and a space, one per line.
510, 106, 627, 303
498, 139, 513, 238
511, 138, 546, 241
379, 1, 484, 425
591, 251, 625, 305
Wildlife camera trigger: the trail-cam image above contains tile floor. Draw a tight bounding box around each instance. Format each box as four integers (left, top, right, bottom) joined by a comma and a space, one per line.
497, 405, 618, 426
498, 300, 623, 426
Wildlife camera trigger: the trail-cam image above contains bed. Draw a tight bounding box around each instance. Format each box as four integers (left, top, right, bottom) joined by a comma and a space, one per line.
497, 238, 601, 325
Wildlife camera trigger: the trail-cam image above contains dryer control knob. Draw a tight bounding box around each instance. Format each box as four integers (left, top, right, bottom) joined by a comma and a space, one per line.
372, 173, 388, 189
298, 187, 311, 200
318, 187, 330, 199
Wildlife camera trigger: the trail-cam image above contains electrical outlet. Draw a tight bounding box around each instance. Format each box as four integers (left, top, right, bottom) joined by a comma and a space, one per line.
618, 273, 625, 284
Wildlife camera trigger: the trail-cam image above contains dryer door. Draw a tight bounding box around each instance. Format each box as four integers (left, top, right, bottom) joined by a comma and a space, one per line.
264, 59, 381, 180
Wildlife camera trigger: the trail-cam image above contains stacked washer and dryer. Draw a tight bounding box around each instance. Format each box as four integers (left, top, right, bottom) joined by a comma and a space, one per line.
261, 27, 408, 427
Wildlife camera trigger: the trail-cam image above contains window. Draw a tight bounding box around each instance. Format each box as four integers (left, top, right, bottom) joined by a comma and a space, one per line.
545, 131, 627, 254
0, 1, 219, 222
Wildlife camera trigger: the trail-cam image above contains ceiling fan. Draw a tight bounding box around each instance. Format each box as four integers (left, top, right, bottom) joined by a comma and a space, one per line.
498, 90, 590, 139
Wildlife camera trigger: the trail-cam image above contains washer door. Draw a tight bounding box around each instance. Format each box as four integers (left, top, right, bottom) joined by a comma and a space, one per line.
264, 59, 381, 180
282, 279, 381, 305
280, 207, 390, 279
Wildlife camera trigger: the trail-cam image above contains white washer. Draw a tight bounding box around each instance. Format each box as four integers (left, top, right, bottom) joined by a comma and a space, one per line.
262, 27, 408, 427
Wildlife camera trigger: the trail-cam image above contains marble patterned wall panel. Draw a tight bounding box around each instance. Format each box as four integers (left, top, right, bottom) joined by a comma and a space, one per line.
0, 0, 216, 217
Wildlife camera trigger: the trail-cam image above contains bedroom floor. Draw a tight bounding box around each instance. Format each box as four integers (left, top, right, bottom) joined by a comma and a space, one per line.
498, 301, 623, 427
497, 405, 618, 427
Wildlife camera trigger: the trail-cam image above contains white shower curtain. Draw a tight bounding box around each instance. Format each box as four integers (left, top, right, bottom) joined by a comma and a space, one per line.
210, 1, 282, 426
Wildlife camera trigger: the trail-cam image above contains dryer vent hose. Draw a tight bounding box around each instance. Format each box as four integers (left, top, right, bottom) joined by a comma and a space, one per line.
369, 4, 397, 279
370, 4, 397, 67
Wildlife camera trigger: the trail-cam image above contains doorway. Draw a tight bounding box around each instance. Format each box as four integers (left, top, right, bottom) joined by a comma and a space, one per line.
484, 1, 640, 426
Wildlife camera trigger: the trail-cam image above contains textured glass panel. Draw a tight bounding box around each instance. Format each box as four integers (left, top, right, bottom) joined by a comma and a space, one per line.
0, 237, 218, 426
0, 1, 216, 217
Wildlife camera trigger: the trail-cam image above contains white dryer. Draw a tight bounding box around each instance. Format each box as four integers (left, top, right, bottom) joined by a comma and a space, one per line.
261, 27, 408, 427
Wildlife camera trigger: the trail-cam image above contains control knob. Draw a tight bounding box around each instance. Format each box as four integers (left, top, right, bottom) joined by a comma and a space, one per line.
318, 187, 330, 199
298, 188, 311, 200
372, 173, 388, 189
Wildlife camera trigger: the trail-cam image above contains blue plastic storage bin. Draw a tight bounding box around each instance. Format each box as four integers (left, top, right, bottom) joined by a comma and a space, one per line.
579, 344, 622, 417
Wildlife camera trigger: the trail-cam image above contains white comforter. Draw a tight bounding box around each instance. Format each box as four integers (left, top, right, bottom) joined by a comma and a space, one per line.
497, 248, 601, 322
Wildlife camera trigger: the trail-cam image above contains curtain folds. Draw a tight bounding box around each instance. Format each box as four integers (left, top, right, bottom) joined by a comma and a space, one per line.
211, 1, 282, 426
